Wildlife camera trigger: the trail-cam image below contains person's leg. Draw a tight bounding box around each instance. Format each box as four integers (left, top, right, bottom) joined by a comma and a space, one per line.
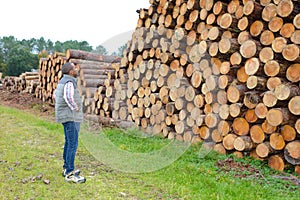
63, 121, 79, 174
62, 124, 68, 170
63, 122, 85, 183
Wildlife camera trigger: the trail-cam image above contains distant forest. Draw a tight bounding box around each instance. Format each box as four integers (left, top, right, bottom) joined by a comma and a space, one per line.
0, 36, 126, 76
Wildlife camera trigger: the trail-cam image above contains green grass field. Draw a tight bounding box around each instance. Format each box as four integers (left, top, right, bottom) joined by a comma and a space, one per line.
0, 105, 299, 200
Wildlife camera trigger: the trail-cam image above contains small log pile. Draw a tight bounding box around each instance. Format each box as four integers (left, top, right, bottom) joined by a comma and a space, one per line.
2, 72, 39, 93
2, 76, 18, 91
22, 72, 40, 93
113, 0, 300, 173
37, 52, 67, 102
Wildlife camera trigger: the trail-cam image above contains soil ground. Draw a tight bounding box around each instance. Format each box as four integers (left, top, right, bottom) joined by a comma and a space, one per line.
0, 88, 55, 121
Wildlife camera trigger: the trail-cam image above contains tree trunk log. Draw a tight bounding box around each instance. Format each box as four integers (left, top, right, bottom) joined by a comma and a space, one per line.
223, 134, 238, 150
284, 141, 300, 165
234, 136, 254, 151
250, 125, 265, 144
256, 142, 274, 158
268, 155, 285, 171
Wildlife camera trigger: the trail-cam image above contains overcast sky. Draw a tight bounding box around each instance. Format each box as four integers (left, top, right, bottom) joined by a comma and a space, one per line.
0, 0, 150, 52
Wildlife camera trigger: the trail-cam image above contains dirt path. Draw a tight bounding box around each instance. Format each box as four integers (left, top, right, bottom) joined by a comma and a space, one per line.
0, 88, 55, 121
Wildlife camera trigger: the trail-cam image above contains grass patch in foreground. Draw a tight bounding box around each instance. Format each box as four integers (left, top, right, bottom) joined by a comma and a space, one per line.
91, 128, 300, 199
0, 105, 299, 199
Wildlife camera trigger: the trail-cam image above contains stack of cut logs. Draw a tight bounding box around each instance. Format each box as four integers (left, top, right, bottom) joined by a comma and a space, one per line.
37, 52, 67, 102
66, 50, 122, 123
5, 49, 126, 127
111, 0, 300, 173
2, 72, 39, 93
2, 0, 299, 173
37, 49, 123, 126
2, 76, 18, 91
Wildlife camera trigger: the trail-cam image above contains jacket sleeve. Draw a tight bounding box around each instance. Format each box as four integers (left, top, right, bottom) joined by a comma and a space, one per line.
63, 82, 79, 111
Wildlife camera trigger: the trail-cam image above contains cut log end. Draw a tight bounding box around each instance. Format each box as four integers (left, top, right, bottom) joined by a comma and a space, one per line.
268, 155, 285, 171
284, 141, 300, 165
232, 117, 249, 136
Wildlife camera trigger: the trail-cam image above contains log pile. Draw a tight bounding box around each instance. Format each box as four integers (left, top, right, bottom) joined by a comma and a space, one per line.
22, 72, 40, 93
113, 0, 300, 173
1, 0, 299, 174
2, 76, 18, 91
36, 53, 67, 102
67, 49, 123, 123
2, 72, 39, 93
3, 49, 128, 127
37, 49, 127, 126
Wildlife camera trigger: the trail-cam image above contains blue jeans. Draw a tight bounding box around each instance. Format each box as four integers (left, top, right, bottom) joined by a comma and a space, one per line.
62, 121, 80, 174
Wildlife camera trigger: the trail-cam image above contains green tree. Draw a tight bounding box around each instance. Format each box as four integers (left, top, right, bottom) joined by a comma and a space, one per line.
4, 46, 39, 76
0, 36, 95, 76
19, 38, 37, 53
36, 37, 47, 52
92, 45, 108, 55
0, 36, 19, 61
53, 41, 63, 52
77, 41, 93, 52
53, 40, 93, 53
0, 50, 5, 74
46, 39, 54, 53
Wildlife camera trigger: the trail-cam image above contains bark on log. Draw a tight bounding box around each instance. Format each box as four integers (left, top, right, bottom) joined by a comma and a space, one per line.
284, 141, 300, 165
67, 49, 120, 63
281, 125, 297, 142
223, 134, 238, 150
234, 136, 254, 151
288, 96, 300, 115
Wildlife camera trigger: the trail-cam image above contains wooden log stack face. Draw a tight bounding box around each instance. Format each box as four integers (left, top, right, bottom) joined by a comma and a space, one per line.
35, 49, 122, 119
2, 72, 40, 94
115, 0, 300, 173
5, 0, 300, 174
36, 53, 67, 102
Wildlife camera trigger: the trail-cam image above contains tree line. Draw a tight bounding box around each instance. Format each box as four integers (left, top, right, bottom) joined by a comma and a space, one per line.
0, 36, 126, 76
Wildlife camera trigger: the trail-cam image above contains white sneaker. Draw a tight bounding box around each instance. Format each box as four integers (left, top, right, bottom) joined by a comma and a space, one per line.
62, 169, 80, 177
65, 171, 86, 183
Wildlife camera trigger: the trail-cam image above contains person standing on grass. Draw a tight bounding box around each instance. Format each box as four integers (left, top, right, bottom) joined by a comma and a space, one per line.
54, 62, 86, 183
